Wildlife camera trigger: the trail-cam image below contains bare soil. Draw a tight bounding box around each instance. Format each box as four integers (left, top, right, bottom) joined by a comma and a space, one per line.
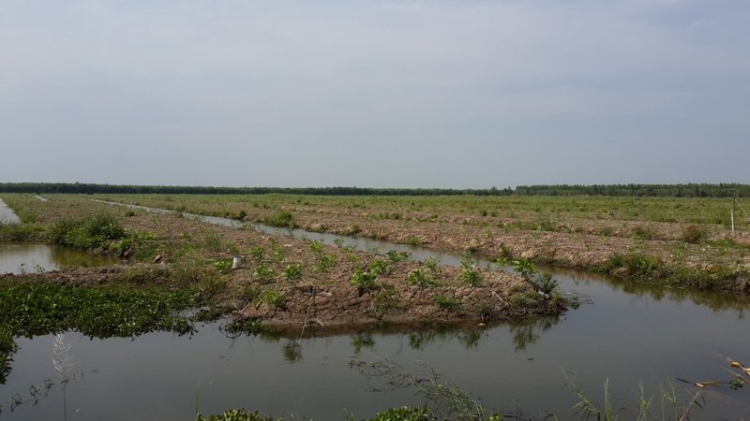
0, 197, 566, 332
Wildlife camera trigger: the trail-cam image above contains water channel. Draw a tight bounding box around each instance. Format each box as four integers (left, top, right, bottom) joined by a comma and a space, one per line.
0, 200, 749, 419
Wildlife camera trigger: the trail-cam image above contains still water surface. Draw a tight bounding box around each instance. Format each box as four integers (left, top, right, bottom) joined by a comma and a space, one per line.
1, 202, 748, 419
0, 244, 115, 275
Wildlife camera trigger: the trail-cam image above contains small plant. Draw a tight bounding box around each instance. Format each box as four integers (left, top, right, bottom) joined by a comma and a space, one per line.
308, 240, 324, 253
213, 259, 233, 273
370, 283, 399, 316
262, 290, 286, 309
512, 259, 558, 295
315, 254, 336, 273
458, 256, 482, 287
253, 265, 276, 283
249, 245, 265, 261
386, 249, 410, 263
423, 257, 442, 275
350, 268, 377, 292
283, 263, 303, 282
407, 269, 436, 288
369, 259, 393, 276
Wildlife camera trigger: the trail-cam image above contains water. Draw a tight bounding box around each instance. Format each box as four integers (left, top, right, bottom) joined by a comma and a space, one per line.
0, 244, 115, 275
0, 199, 21, 225
1, 202, 749, 419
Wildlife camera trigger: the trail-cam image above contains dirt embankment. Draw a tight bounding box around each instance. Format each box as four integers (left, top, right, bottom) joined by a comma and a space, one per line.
1, 198, 566, 331
276, 208, 750, 293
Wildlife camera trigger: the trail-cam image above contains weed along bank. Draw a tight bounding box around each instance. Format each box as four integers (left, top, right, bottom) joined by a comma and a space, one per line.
0, 193, 749, 419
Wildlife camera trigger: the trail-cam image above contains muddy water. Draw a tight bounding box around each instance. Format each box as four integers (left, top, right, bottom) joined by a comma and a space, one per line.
0, 244, 115, 274
1, 202, 749, 419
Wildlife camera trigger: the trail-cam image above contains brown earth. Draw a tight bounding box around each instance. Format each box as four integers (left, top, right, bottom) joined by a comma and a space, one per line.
0, 197, 566, 332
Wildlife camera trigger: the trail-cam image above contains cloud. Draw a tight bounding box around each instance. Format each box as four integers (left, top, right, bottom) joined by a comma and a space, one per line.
1, 0, 748, 187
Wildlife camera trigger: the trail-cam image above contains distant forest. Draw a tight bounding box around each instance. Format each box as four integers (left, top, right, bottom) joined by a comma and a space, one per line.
0, 182, 747, 198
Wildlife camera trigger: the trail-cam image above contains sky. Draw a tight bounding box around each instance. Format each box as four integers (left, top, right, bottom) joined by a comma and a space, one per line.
1, 0, 749, 189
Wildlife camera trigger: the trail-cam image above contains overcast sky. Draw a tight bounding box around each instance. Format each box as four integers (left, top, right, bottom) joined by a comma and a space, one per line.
2, 0, 748, 189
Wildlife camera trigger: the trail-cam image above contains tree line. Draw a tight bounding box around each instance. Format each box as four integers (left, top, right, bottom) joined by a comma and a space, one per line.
0, 182, 746, 197
514, 183, 749, 197
0, 182, 513, 196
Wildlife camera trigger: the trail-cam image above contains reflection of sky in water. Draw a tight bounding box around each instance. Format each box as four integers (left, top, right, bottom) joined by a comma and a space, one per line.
0, 199, 22, 225
2, 269, 750, 420
1, 202, 748, 419
0, 244, 113, 274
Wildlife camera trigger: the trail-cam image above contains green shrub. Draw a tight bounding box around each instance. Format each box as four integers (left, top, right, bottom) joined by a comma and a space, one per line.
50, 213, 126, 249
315, 254, 336, 273
407, 269, 436, 288
458, 256, 482, 286
350, 268, 377, 291
283, 263, 303, 282
369, 259, 393, 276
253, 265, 276, 283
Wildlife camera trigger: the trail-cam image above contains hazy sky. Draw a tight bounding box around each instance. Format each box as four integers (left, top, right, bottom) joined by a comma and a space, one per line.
2, 0, 749, 188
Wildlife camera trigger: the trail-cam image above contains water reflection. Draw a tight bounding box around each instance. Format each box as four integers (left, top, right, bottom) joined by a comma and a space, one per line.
0, 244, 114, 275
282, 340, 303, 364
351, 333, 376, 354
508, 316, 560, 352
546, 266, 750, 318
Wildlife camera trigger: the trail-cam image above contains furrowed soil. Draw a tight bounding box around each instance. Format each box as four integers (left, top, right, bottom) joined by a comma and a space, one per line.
0, 194, 564, 333
92, 194, 750, 294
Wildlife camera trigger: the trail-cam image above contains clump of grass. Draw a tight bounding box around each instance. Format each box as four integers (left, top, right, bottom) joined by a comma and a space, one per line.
262, 290, 286, 309
249, 245, 265, 261
0, 223, 38, 242
50, 213, 126, 249
195, 408, 277, 421
682, 224, 707, 244
594, 253, 662, 278
308, 240, 324, 253
263, 211, 294, 228
368, 283, 400, 318
386, 249, 410, 263
433, 294, 460, 311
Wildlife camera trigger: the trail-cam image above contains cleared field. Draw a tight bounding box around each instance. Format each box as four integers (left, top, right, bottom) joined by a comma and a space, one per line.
94, 193, 750, 293
0, 194, 562, 331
